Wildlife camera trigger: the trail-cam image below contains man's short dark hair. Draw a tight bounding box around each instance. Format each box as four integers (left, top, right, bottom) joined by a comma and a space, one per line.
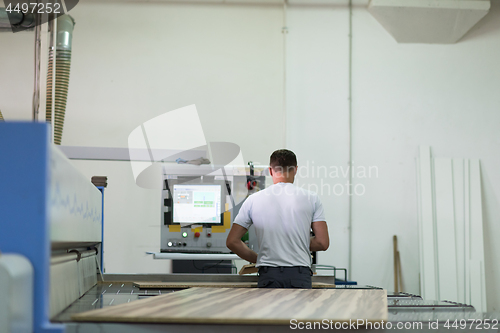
270, 149, 297, 173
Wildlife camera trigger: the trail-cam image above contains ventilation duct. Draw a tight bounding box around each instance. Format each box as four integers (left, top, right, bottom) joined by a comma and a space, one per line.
46, 15, 75, 145
368, 0, 490, 44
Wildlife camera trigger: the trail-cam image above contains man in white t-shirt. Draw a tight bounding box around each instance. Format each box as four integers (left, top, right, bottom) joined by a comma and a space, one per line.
226, 149, 329, 288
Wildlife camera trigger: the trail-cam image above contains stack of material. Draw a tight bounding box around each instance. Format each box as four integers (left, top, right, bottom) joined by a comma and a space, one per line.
417, 146, 486, 312
91, 176, 107, 188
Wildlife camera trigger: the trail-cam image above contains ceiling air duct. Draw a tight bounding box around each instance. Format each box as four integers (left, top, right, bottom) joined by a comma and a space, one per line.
368, 0, 491, 44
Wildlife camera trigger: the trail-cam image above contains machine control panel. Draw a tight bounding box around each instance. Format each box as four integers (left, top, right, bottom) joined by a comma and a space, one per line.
160, 170, 267, 254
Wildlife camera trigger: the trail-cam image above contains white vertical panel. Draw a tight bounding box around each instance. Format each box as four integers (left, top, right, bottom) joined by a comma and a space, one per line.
418, 146, 437, 300
470, 260, 484, 312
469, 159, 485, 262
469, 159, 487, 310
464, 160, 471, 304
434, 158, 458, 302
480, 260, 487, 312
452, 159, 465, 304
416, 159, 425, 297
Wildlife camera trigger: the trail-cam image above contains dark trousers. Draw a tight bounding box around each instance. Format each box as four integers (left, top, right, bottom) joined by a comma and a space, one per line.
258, 266, 312, 289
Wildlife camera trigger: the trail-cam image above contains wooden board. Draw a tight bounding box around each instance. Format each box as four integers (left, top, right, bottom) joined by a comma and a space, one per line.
72, 287, 388, 325
132, 281, 336, 289
434, 158, 458, 302
239, 263, 258, 275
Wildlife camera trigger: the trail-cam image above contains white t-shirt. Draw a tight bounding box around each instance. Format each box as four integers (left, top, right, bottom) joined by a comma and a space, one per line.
233, 182, 326, 267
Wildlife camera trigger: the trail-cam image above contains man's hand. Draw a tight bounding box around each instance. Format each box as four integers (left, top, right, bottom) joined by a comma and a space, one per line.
226, 224, 258, 263
310, 221, 329, 251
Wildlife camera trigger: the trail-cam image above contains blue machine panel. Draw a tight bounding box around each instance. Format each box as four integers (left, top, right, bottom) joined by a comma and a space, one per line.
0, 122, 105, 333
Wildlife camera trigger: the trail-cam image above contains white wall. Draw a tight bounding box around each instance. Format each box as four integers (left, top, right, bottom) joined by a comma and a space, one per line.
1, 0, 499, 311
1, 1, 284, 164
351, 0, 500, 310
67, 2, 284, 164
285, 5, 351, 275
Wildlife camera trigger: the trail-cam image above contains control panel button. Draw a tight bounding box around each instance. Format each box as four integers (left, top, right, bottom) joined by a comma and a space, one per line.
182, 232, 188, 238
194, 232, 201, 238
207, 233, 211, 237
207, 242, 212, 248
167, 241, 173, 247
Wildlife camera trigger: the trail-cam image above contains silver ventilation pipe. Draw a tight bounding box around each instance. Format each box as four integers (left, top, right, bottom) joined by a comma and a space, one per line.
46, 15, 74, 145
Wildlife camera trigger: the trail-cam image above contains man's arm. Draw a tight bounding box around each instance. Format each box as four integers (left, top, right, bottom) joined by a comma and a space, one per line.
310, 221, 329, 251
226, 224, 258, 263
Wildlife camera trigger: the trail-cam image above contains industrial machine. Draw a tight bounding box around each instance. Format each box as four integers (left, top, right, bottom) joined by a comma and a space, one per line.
0, 122, 104, 333
1, 123, 498, 333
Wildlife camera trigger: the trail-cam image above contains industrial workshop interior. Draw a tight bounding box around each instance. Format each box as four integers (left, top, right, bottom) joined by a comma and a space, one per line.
1, 0, 499, 332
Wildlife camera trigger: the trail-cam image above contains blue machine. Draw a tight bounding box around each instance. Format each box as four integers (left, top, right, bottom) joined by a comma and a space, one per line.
0, 122, 104, 333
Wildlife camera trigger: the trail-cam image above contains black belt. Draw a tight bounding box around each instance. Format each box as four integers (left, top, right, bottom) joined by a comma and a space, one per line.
258, 266, 313, 275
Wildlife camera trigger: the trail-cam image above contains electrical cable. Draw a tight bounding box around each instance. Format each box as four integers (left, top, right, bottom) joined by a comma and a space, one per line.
347, 0, 353, 281
282, 0, 288, 147
32, 12, 41, 121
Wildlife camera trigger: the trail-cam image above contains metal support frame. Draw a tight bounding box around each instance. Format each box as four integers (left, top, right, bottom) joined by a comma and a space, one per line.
313, 264, 357, 286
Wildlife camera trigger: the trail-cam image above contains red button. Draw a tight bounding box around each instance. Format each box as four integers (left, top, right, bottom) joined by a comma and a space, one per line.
194, 232, 201, 238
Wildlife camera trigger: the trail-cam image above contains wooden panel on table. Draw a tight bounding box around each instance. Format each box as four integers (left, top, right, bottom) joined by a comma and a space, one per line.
132, 281, 336, 289
72, 287, 388, 324
434, 158, 458, 302
452, 159, 465, 304
418, 146, 437, 300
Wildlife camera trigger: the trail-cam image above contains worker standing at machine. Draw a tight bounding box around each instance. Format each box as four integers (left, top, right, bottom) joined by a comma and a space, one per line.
226, 149, 329, 288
